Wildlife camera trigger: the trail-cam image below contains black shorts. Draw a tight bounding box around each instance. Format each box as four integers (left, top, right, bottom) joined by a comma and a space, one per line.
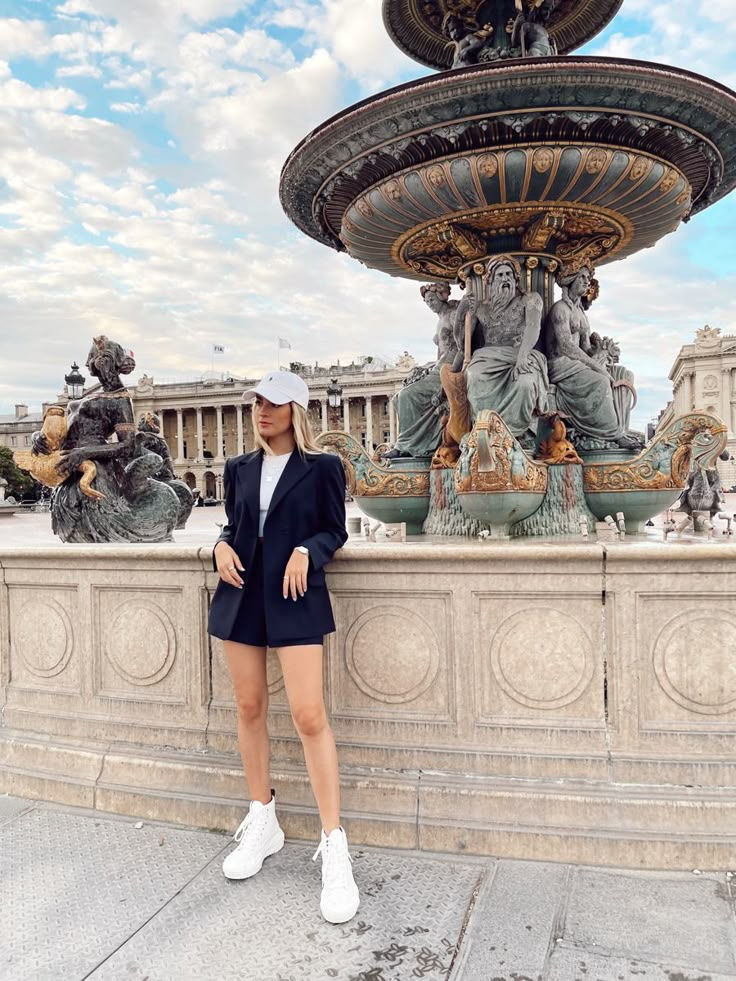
225, 541, 323, 649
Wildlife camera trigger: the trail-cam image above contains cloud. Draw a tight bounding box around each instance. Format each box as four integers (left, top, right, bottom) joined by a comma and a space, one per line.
0, 0, 734, 441
0, 18, 49, 59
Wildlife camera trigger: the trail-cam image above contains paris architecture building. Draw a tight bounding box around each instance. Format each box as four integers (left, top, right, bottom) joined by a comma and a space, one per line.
657, 326, 736, 488
0, 359, 412, 499
132, 360, 409, 497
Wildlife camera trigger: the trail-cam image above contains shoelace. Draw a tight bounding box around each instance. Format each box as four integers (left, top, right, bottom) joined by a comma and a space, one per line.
233, 808, 269, 847
233, 812, 252, 844
312, 834, 354, 890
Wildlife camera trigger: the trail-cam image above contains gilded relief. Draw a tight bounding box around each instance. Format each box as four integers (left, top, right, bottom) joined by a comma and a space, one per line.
455, 411, 547, 495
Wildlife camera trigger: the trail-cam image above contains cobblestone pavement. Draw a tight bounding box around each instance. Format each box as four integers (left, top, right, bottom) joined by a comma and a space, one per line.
2, 796, 735, 981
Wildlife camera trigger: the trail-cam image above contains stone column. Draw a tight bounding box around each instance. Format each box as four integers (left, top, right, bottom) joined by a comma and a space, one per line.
216, 404, 224, 460
343, 396, 351, 434
321, 399, 328, 432
687, 372, 695, 411
176, 409, 184, 462
196, 407, 204, 462
365, 396, 373, 449
389, 397, 398, 444
236, 403, 244, 454
722, 370, 731, 427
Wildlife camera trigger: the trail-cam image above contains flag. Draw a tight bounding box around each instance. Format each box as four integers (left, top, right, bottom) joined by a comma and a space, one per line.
278, 337, 291, 350
213, 344, 225, 354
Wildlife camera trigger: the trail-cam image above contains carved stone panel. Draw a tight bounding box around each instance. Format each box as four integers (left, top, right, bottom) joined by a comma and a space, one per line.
473, 593, 604, 725
8, 585, 80, 692
92, 587, 185, 701
637, 596, 736, 728
331, 590, 453, 721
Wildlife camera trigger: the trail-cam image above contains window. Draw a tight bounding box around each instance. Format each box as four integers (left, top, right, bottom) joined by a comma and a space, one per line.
10, 436, 16, 446
24, 435, 30, 445
383, 431, 390, 444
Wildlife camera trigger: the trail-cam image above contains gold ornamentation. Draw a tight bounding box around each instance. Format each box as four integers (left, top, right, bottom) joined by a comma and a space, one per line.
384, 179, 403, 202
455, 411, 547, 494
438, 361, 473, 456
538, 413, 583, 465
660, 167, 679, 193
427, 165, 446, 188
532, 147, 555, 173
316, 432, 429, 498
14, 405, 104, 499
478, 153, 499, 178
585, 148, 608, 174
630, 156, 653, 181
397, 198, 631, 280
583, 414, 728, 493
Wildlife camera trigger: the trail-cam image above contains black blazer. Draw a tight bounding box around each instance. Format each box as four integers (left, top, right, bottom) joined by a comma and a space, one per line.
207, 449, 348, 643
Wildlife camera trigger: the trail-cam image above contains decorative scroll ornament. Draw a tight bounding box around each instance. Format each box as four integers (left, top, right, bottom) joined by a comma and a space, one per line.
583, 413, 728, 493
455, 410, 548, 495
317, 431, 430, 497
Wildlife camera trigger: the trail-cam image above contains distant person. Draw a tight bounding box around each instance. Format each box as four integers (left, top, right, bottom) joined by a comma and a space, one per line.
207, 370, 358, 924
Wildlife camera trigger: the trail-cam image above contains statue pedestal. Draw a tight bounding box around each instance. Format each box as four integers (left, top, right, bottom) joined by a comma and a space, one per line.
1, 538, 736, 869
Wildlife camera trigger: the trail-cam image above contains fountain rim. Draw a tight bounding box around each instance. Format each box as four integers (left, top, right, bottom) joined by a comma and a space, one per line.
381, 0, 625, 70
280, 55, 736, 246
282, 56, 736, 175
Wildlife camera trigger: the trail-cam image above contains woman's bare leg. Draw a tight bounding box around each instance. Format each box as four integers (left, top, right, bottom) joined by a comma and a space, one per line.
223, 641, 271, 804
277, 644, 340, 832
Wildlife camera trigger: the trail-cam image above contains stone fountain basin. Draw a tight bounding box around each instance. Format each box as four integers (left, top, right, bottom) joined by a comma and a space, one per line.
457, 489, 545, 536
281, 58, 736, 281
352, 494, 430, 535
584, 489, 683, 535
382, 0, 624, 70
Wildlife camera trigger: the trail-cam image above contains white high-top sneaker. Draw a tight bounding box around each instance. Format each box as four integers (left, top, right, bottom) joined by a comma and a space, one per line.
222, 794, 285, 880
312, 826, 360, 924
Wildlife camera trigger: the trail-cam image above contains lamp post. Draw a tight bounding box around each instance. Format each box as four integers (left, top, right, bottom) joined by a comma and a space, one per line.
326, 377, 343, 430
64, 362, 86, 400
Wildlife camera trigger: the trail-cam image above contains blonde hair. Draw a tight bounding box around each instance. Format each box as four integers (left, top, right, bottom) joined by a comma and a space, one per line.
253, 401, 324, 457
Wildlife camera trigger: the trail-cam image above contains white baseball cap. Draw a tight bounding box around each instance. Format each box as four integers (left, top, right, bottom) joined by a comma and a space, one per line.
242, 370, 310, 409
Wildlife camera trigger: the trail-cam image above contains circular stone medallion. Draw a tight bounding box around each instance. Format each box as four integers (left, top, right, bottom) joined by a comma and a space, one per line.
490, 608, 594, 710
14, 597, 73, 678
345, 606, 440, 703
653, 611, 736, 715
105, 599, 177, 686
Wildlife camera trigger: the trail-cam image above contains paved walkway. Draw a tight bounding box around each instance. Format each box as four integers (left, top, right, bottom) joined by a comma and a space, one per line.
2, 795, 735, 981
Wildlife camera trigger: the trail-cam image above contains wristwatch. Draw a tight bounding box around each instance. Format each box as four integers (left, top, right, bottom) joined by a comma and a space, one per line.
295, 546, 309, 556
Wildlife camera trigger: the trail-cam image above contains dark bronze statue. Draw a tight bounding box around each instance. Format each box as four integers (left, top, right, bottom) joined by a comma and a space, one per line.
27, 336, 191, 542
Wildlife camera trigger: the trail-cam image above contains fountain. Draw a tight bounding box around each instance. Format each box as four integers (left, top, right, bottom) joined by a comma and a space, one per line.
1, 4, 735, 868
281, 0, 736, 537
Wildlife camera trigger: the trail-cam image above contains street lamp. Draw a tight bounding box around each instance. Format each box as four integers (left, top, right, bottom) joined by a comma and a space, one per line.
65, 362, 86, 400
326, 377, 343, 430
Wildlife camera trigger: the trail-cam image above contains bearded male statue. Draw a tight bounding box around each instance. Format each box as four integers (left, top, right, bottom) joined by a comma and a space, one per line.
449, 256, 549, 444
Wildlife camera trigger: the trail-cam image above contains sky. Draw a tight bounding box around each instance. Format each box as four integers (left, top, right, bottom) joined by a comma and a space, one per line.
0, 0, 735, 432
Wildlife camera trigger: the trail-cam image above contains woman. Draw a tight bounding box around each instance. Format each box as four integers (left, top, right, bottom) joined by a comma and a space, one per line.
208, 370, 357, 925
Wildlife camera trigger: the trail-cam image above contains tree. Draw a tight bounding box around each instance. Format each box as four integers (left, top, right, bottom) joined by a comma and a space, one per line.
0, 446, 36, 499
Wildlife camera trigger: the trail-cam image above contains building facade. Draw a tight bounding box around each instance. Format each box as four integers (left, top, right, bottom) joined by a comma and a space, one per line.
657, 325, 736, 488
2, 360, 415, 499
133, 362, 409, 497
0, 405, 44, 456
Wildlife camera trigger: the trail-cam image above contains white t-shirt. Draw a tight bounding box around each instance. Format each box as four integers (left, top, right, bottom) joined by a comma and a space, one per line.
258, 451, 293, 536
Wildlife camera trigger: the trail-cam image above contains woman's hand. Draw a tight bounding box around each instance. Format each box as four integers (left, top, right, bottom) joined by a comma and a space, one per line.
214, 541, 244, 588
283, 549, 309, 601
